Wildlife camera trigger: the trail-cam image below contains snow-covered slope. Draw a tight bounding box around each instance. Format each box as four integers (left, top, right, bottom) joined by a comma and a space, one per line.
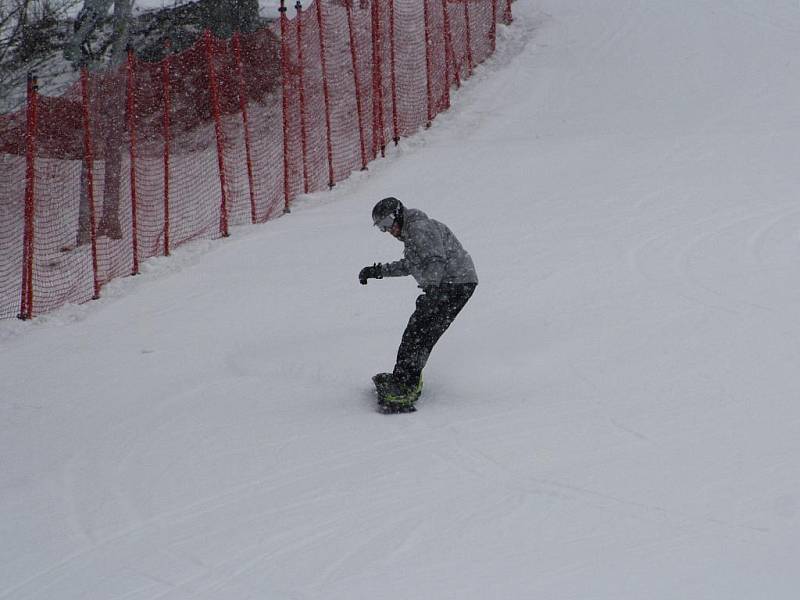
2, 1, 800, 598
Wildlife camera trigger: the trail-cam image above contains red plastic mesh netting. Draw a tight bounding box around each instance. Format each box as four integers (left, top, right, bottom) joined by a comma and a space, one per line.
1, 0, 512, 319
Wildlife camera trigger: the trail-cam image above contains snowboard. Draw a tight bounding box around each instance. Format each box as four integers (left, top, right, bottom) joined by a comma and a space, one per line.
372, 372, 420, 414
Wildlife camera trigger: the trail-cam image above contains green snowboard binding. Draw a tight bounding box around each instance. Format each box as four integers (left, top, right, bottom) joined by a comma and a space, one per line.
372, 372, 423, 414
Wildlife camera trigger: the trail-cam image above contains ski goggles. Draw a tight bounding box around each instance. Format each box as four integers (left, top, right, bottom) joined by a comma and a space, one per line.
374, 214, 396, 232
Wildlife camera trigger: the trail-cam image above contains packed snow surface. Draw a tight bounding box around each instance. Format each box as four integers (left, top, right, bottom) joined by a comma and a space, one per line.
3, 1, 800, 598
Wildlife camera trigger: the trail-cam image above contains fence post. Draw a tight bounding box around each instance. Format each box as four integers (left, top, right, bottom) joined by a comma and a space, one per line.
162, 42, 172, 256
371, 0, 386, 157
279, 1, 292, 213
125, 49, 140, 276
439, 0, 451, 108
19, 73, 37, 320
80, 68, 101, 300
443, 0, 460, 90
490, 0, 498, 53
422, 0, 434, 127
388, 0, 399, 144
295, 1, 310, 193
503, 0, 513, 24
315, 0, 336, 188
345, 0, 368, 171
233, 32, 258, 223
204, 30, 230, 238
463, 0, 474, 76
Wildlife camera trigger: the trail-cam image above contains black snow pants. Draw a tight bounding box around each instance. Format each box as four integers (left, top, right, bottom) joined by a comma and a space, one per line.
393, 283, 477, 387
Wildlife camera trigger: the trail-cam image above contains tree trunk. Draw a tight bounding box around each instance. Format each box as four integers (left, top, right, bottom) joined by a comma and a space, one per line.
74, 0, 130, 244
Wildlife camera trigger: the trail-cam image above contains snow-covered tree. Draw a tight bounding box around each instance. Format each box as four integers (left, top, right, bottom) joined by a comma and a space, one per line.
0, 0, 80, 109
65, 0, 131, 68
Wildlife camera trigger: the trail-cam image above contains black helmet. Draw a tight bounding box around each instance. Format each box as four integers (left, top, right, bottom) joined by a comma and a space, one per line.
372, 197, 404, 231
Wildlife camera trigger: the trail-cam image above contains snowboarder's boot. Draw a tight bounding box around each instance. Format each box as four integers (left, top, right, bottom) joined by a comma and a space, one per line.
377, 376, 423, 414
372, 372, 394, 389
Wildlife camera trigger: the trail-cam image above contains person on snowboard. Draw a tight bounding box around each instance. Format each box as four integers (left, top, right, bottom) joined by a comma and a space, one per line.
359, 197, 478, 409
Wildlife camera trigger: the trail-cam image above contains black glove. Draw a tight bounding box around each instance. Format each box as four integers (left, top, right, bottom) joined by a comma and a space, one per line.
359, 263, 383, 285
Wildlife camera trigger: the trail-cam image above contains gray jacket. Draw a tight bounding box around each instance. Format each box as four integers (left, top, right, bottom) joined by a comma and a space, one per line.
381, 209, 478, 288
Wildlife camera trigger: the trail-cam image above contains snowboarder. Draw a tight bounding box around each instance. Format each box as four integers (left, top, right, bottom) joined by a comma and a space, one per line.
359, 197, 478, 412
